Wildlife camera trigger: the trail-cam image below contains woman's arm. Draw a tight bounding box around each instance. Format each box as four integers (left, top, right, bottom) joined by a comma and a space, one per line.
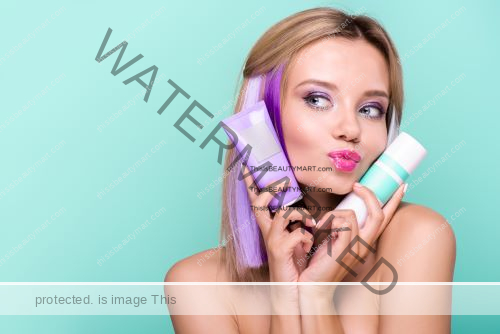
241, 167, 316, 334
298, 285, 344, 333
296, 183, 407, 333
269, 285, 302, 334
164, 255, 239, 334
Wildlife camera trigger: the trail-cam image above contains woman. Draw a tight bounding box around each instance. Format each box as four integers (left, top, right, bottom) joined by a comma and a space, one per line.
166, 7, 456, 333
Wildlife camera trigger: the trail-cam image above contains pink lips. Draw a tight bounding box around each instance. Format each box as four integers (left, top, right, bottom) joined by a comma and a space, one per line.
328, 149, 362, 172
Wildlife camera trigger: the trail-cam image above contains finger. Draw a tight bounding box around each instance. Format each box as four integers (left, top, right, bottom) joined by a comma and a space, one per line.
380, 183, 407, 234
241, 164, 275, 235
274, 208, 315, 236
352, 183, 384, 221
241, 163, 289, 217
294, 243, 309, 272
280, 207, 317, 228
382, 183, 406, 221
348, 208, 359, 238
335, 209, 358, 228
312, 213, 344, 250
295, 207, 317, 228
316, 208, 355, 224
253, 179, 289, 213
284, 228, 314, 254
345, 209, 364, 259
331, 218, 353, 256
322, 209, 360, 260
324, 210, 357, 241
352, 183, 384, 235
316, 210, 336, 230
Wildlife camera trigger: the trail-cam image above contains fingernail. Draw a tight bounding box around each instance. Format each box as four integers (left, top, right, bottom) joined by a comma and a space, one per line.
353, 182, 362, 189
312, 218, 318, 226
403, 183, 408, 194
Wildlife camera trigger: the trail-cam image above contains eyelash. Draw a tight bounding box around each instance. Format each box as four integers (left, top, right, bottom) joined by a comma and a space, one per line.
302, 92, 387, 120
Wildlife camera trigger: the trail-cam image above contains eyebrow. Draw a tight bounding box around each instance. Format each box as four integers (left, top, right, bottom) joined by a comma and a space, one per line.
295, 79, 389, 99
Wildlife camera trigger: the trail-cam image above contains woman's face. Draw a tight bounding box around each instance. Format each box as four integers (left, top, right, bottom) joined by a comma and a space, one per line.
281, 37, 390, 195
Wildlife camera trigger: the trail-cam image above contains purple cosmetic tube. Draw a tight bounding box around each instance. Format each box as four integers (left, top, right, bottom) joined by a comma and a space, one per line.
221, 77, 303, 212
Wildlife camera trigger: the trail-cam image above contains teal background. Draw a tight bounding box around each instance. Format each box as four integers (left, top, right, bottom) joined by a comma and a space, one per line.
0, 0, 498, 332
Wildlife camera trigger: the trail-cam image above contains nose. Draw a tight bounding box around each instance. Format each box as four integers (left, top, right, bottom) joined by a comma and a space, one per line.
331, 107, 361, 143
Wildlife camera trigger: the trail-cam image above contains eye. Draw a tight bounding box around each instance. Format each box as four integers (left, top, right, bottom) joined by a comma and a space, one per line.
358, 104, 386, 120
303, 93, 332, 111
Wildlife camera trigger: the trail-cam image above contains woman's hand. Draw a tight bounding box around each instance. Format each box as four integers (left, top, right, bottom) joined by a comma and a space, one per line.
242, 165, 316, 283
298, 182, 407, 283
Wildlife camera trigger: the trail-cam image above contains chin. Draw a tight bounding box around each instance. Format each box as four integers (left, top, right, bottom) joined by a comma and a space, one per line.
327, 183, 353, 195
315, 178, 354, 195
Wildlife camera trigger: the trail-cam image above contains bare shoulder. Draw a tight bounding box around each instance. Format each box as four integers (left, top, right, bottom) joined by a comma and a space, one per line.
382, 201, 457, 247
164, 248, 229, 282
376, 201, 457, 281
164, 250, 239, 333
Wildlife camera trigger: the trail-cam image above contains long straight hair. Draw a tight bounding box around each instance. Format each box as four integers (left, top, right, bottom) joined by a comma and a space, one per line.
219, 7, 404, 282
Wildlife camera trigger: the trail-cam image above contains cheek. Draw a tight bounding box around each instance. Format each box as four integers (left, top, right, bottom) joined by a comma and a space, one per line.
281, 105, 321, 160
281, 106, 329, 185
281, 96, 326, 146
358, 123, 387, 168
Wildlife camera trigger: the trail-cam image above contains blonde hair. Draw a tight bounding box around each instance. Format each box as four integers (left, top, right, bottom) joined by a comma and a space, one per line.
218, 7, 404, 282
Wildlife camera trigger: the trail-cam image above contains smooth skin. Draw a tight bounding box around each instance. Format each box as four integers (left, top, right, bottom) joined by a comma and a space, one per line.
165, 37, 456, 333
